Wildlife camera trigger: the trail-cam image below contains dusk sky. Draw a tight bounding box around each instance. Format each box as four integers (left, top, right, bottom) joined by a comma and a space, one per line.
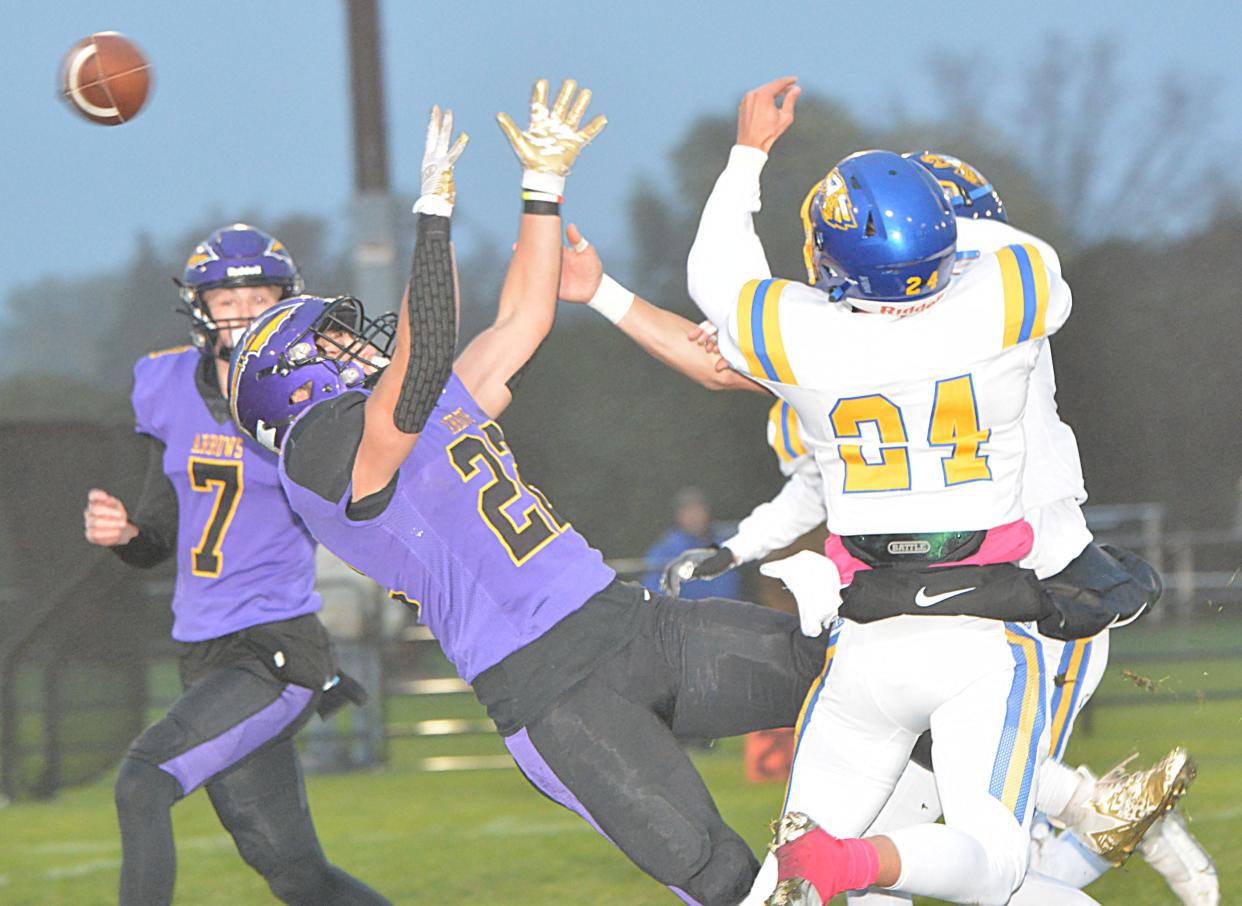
5, 1, 1240, 314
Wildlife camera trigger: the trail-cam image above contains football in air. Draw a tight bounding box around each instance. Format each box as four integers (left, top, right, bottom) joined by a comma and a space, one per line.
60, 31, 152, 125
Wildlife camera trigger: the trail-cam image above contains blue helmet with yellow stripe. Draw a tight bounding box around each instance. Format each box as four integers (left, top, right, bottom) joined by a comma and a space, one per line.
904, 151, 1007, 223
801, 150, 957, 312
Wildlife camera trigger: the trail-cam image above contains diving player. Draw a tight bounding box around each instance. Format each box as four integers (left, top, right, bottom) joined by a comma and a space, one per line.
683, 77, 1146, 905
228, 85, 831, 906
84, 226, 389, 906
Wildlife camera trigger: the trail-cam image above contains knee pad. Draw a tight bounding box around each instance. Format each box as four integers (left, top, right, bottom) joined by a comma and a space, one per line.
114, 757, 181, 816
622, 805, 711, 886
682, 834, 761, 906
264, 853, 335, 906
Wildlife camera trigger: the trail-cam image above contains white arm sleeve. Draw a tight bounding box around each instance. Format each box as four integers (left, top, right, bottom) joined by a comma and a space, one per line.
722, 459, 826, 564
1043, 264, 1072, 338
687, 144, 773, 327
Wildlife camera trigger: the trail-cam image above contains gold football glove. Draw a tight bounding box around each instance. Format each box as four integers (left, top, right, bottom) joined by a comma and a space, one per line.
413, 105, 469, 216
496, 78, 606, 193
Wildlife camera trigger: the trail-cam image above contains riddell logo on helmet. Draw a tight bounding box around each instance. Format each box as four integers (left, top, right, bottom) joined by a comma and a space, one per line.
878, 296, 942, 317
226, 265, 264, 277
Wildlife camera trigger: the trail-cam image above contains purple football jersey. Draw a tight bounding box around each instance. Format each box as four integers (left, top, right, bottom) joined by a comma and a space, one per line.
132, 348, 321, 641
279, 374, 616, 683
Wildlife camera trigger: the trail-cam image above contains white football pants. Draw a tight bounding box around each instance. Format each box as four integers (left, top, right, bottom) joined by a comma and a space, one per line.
745, 615, 1050, 906
843, 630, 1111, 904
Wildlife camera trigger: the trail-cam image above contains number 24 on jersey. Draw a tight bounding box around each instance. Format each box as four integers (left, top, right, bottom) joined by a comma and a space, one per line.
831, 374, 991, 493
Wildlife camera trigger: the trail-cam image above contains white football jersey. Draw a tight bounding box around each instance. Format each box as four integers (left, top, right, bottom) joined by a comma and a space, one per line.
955, 219, 1085, 511
690, 146, 1072, 536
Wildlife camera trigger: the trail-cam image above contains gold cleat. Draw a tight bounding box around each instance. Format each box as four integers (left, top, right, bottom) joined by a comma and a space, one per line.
764, 813, 824, 906
1074, 746, 1197, 866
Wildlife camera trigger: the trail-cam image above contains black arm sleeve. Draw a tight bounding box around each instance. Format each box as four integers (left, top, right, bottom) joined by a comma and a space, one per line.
394, 213, 457, 434
112, 433, 177, 568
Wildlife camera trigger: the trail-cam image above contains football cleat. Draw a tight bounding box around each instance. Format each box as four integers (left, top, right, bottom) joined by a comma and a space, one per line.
1067, 747, 1197, 866
1140, 810, 1219, 906
765, 812, 824, 906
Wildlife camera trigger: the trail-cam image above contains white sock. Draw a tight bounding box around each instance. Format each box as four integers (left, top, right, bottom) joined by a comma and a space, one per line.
1139, 812, 1220, 904
1007, 871, 1102, 905
1029, 824, 1111, 889
1035, 759, 1089, 822
739, 853, 778, 906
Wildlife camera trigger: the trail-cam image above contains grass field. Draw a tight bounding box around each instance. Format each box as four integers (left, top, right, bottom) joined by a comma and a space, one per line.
1, 616, 1238, 905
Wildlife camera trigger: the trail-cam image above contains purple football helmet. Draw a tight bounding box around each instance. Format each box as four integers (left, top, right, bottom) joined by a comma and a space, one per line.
229, 296, 396, 452
904, 151, 1007, 223
177, 223, 304, 359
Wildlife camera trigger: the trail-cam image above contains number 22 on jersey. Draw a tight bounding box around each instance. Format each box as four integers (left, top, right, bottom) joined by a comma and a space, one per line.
447, 422, 568, 566
830, 374, 991, 493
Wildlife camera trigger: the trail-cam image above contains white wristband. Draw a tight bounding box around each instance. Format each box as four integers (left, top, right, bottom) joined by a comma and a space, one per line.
587, 274, 634, 325
413, 194, 453, 217
522, 170, 566, 197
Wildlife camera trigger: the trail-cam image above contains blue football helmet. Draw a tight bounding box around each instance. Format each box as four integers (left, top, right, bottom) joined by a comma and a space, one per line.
176, 224, 304, 359
905, 151, 1007, 223
229, 296, 396, 451
801, 150, 957, 312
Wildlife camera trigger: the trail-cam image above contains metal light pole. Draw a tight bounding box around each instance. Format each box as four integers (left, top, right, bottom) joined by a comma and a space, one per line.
304, 0, 399, 774
345, 0, 400, 312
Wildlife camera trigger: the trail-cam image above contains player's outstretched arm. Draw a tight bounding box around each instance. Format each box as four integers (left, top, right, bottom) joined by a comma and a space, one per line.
721, 460, 826, 563
687, 77, 800, 326
456, 78, 606, 417
560, 224, 765, 394
353, 106, 467, 500
661, 454, 826, 594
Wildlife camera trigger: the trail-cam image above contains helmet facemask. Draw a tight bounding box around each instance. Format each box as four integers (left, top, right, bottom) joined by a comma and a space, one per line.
293, 296, 396, 390
229, 296, 397, 452
178, 278, 301, 360
176, 224, 305, 360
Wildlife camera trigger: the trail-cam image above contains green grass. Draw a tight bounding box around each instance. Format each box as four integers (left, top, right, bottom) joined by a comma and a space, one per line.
1, 623, 1238, 905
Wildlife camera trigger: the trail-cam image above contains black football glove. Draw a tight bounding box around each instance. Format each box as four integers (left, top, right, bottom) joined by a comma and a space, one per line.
659, 546, 737, 596
316, 671, 369, 719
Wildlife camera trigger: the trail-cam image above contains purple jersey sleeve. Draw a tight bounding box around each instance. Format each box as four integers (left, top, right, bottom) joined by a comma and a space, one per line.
132, 346, 194, 439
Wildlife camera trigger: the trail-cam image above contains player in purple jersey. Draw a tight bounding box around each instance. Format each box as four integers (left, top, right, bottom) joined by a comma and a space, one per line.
83, 226, 390, 906
227, 87, 831, 906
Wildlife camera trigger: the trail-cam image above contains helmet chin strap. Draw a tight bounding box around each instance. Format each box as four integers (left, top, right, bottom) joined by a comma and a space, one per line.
212, 321, 256, 361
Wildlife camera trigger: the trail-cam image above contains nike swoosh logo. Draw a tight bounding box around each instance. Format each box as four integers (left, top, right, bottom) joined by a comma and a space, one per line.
914, 586, 977, 607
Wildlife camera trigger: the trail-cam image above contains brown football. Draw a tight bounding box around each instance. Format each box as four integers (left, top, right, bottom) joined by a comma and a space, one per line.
60, 32, 152, 126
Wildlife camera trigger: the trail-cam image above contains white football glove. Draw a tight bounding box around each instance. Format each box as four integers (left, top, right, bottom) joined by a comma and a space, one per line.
413, 105, 469, 217
760, 550, 842, 637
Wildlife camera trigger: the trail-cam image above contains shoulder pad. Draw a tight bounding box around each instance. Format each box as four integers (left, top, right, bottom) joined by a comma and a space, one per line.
145, 344, 194, 360
991, 243, 1055, 349
131, 347, 197, 437
734, 278, 822, 384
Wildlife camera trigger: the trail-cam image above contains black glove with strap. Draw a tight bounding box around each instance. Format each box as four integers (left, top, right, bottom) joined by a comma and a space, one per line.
659, 546, 737, 596
316, 671, 369, 719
